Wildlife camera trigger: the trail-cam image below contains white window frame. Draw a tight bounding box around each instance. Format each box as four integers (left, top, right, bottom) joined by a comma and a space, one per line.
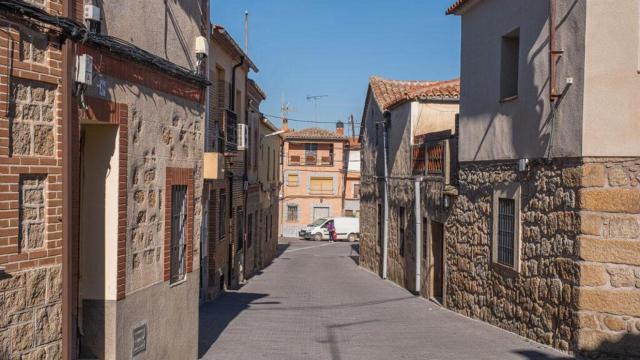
491, 183, 522, 272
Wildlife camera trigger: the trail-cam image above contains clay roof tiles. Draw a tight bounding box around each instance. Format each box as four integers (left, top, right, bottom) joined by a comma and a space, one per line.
446, 0, 477, 15
369, 76, 460, 111
283, 127, 347, 141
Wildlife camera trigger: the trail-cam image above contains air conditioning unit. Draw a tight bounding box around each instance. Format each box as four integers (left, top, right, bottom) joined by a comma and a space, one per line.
237, 123, 248, 150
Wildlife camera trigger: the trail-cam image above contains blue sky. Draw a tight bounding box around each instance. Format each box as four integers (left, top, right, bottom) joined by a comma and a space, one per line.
211, 0, 461, 135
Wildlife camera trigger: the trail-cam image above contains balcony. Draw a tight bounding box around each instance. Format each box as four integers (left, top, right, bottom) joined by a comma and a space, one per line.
288, 154, 333, 166
225, 109, 238, 152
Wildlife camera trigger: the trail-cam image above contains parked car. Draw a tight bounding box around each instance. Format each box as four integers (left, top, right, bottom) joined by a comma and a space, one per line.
301, 217, 359, 242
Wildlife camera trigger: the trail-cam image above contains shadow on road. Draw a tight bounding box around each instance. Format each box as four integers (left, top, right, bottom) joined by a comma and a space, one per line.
198, 292, 269, 358
319, 320, 379, 360
348, 243, 359, 265
513, 350, 575, 360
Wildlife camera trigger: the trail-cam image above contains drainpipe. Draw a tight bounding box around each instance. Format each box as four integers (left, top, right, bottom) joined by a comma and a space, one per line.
230, 57, 244, 112
382, 111, 391, 280
414, 177, 422, 294
62, 0, 75, 357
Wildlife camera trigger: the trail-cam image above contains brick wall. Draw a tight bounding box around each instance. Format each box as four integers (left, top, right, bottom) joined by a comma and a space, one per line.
0, 18, 63, 359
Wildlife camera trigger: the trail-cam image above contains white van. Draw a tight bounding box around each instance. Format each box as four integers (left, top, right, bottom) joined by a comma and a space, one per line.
300, 217, 359, 242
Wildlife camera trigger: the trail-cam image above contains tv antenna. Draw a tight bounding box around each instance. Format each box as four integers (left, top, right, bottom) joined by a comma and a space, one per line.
306, 94, 328, 122
281, 94, 296, 129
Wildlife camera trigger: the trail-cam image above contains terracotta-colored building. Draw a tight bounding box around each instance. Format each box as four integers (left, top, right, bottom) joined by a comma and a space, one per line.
279, 124, 351, 238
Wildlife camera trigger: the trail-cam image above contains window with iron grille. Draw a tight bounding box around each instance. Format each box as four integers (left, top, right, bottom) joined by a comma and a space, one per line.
219, 191, 226, 240
426, 141, 445, 175
412, 144, 426, 175
287, 204, 298, 222
492, 183, 521, 271
170, 185, 187, 283
353, 183, 360, 199
399, 207, 405, 257
497, 198, 515, 267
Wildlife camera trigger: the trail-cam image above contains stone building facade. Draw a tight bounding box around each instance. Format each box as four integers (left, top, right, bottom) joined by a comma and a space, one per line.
359, 76, 460, 292
441, 0, 640, 357
0, 1, 65, 358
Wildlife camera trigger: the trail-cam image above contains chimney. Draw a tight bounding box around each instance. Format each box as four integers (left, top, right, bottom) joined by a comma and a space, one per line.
336, 121, 344, 136
282, 117, 288, 131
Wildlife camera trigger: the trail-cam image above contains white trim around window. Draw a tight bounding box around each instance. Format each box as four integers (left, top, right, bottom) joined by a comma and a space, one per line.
491, 183, 522, 273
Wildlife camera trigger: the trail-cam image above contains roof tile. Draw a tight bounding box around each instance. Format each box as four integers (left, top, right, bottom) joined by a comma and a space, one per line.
283, 127, 347, 141
369, 76, 460, 111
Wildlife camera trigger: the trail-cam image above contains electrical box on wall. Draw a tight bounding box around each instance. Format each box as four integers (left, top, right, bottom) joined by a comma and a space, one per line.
75, 54, 93, 85
83, 5, 101, 22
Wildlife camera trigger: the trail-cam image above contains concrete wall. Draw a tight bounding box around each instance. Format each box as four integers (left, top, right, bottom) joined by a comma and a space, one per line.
582, 0, 640, 157
458, 0, 586, 161
411, 102, 459, 138
98, 0, 206, 71
79, 125, 119, 301
81, 68, 204, 359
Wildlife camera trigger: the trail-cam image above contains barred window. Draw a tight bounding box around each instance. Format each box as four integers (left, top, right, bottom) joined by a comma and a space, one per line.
497, 198, 515, 267
492, 183, 521, 272
287, 205, 298, 222
170, 185, 187, 283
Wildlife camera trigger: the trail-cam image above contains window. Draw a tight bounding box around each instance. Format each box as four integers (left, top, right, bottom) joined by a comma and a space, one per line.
500, 28, 520, 100
497, 199, 515, 267
304, 143, 317, 165
267, 146, 271, 180
287, 173, 299, 187
492, 183, 521, 271
353, 183, 360, 199
287, 204, 298, 222
170, 185, 187, 283
399, 207, 405, 257
310, 177, 333, 194
345, 210, 354, 217
219, 191, 226, 240
236, 208, 244, 251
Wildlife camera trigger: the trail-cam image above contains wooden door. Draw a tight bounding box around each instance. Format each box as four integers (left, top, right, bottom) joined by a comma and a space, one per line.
430, 222, 444, 303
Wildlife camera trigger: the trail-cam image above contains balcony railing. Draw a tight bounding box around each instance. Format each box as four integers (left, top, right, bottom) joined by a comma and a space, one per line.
412, 130, 459, 186
288, 154, 333, 166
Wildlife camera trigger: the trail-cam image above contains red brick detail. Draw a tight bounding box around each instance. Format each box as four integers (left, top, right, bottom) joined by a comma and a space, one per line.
0, 20, 63, 273
76, 44, 205, 104
164, 167, 195, 282
80, 96, 129, 300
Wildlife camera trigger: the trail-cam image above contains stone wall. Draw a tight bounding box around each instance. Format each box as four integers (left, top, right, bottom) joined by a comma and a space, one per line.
445, 160, 581, 352
0, 265, 62, 359
358, 178, 381, 276
575, 158, 640, 357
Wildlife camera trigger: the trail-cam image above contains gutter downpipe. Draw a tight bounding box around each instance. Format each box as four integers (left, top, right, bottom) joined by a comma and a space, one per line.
414, 177, 422, 294
62, 0, 75, 358
230, 57, 244, 112
382, 111, 391, 280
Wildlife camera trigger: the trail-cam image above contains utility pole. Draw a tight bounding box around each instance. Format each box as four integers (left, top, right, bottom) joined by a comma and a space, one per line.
306, 94, 328, 122
349, 114, 356, 139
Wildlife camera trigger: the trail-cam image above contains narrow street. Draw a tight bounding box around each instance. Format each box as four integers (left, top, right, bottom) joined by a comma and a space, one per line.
198, 239, 571, 360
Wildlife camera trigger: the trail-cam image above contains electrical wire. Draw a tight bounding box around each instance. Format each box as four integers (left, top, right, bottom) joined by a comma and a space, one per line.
263, 113, 361, 125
